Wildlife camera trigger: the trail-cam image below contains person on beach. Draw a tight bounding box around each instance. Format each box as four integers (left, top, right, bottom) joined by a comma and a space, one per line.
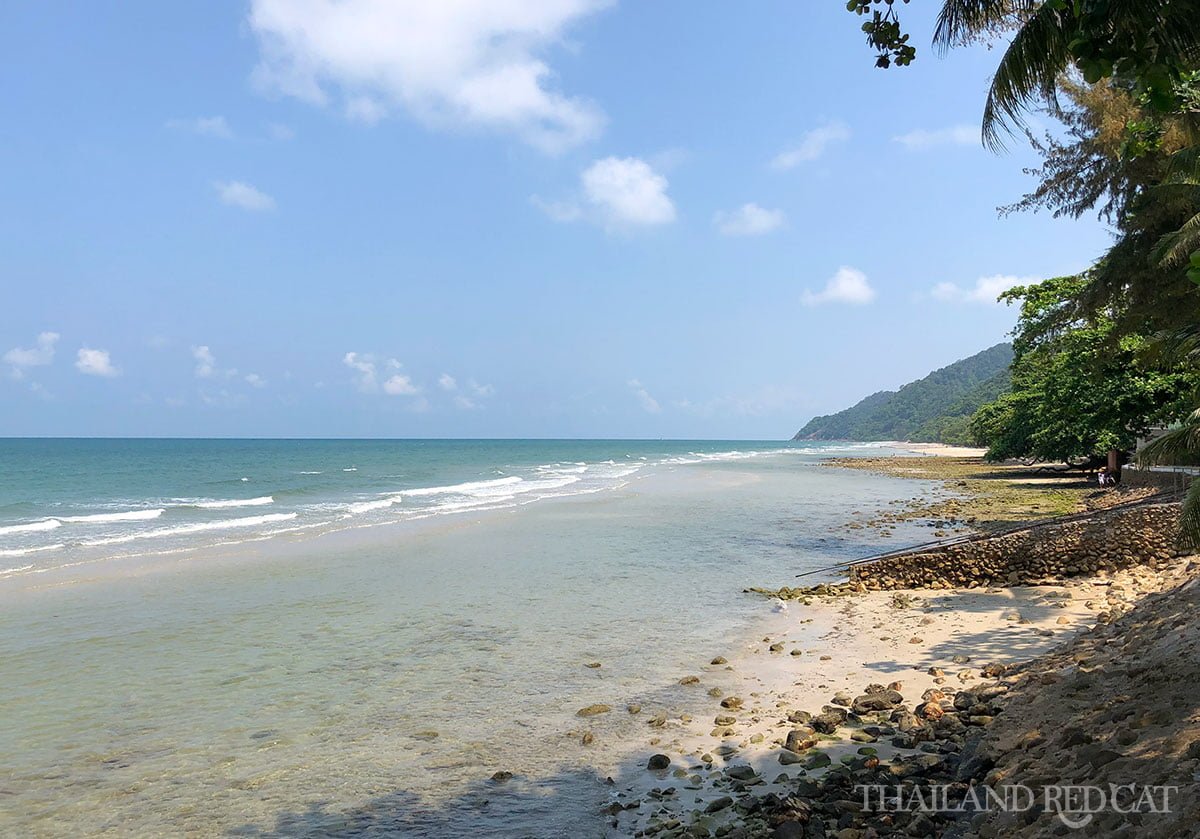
1098, 467, 1110, 487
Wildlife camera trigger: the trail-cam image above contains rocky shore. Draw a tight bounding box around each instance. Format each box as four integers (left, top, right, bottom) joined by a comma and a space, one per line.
598, 456, 1197, 838
604, 557, 1197, 838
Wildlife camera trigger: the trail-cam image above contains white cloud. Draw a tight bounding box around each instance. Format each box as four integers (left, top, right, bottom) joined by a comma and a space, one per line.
167, 116, 233, 139
343, 351, 379, 391
771, 121, 851, 169
247, 0, 610, 154
714, 203, 784, 236
628, 379, 660, 414
76, 348, 119, 377
802, 266, 876, 306
383, 374, 419, 395
468, 379, 495, 398
440, 374, 494, 408
192, 345, 216, 378
4, 331, 59, 378
530, 194, 583, 223
267, 122, 295, 141
581, 156, 675, 228
892, 125, 978, 151
345, 352, 424, 397
244, 373, 267, 388
215, 181, 276, 212
931, 274, 1035, 304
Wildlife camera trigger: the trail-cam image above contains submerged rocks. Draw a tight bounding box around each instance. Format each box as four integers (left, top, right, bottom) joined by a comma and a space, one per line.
646, 754, 671, 771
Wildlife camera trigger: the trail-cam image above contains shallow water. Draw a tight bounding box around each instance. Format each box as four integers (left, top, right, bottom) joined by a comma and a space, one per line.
0, 441, 938, 836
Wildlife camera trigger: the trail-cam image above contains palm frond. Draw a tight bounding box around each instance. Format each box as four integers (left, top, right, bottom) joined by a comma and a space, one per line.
1155, 211, 1200, 267
979, 5, 1072, 150
933, 0, 1038, 51
1138, 414, 1200, 467
1176, 475, 1200, 552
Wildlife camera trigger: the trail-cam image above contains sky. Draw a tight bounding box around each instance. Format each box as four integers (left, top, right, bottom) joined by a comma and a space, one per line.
0, 1, 1115, 439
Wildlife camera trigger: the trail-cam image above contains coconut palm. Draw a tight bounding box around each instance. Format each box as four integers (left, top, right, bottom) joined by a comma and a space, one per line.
1138, 410, 1200, 548
931, 0, 1200, 149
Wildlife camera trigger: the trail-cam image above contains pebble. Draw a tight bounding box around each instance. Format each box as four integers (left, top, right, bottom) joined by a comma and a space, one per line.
576, 704, 611, 717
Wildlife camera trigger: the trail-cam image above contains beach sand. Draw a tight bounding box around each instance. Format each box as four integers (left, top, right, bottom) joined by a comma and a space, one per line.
603, 569, 1142, 835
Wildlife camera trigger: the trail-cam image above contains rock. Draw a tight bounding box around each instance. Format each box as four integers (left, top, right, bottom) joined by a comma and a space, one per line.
581, 731, 595, 745
927, 667, 945, 677
805, 752, 832, 769
916, 702, 944, 721
411, 730, 440, 741
831, 692, 853, 707
1057, 616, 1071, 624
785, 727, 818, 752
647, 754, 671, 771
811, 711, 844, 734
790, 649, 803, 656
576, 704, 611, 717
951, 655, 970, 665
820, 655, 832, 661
679, 675, 699, 685
708, 687, 723, 698
908, 637, 923, 644
724, 765, 757, 781
705, 796, 734, 813
711, 656, 728, 665
491, 771, 513, 782
715, 714, 737, 726
769, 642, 784, 652
779, 750, 805, 765
787, 710, 813, 725
584, 662, 601, 669
980, 663, 1007, 678
627, 704, 642, 715
720, 696, 744, 710
850, 730, 877, 743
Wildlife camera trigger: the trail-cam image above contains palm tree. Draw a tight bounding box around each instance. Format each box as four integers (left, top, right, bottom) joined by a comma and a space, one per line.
1137, 409, 1200, 548
932, 0, 1200, 149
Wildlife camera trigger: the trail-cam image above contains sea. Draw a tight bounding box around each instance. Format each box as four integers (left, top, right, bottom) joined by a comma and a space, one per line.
0, 439, 940, 836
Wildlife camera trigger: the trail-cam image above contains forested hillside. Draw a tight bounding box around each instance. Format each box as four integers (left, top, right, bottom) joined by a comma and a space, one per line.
793, 343, 1012, 444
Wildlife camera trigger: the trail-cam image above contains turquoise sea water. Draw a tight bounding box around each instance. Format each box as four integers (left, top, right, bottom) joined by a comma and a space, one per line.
0, 439, 936, 836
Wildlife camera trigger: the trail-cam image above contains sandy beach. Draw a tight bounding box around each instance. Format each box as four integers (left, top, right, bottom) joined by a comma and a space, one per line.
597, 453, 1196, 837
603, 567, 1163, 836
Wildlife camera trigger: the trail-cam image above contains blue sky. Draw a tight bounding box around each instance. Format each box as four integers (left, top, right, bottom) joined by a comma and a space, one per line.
0, 1, 1113, 438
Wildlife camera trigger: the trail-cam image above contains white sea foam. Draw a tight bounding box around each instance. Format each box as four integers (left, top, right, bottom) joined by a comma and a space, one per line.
61, 509, 165, 524
0, 519, 62, 536
192, 497, 274, 509
0, 563, 35, 575
344, 498, 398, 516
0, 543, 65, 558
81, 513, 298, 546
401, 476, 523, 498
343, 467, 358, 472
298, 471, 324, 475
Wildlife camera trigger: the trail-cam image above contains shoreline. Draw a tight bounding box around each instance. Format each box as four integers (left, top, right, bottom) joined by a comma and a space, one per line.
600, 452, 1194, 837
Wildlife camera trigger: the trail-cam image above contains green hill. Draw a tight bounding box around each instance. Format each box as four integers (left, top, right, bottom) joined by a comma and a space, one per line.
793, 343, 1013, 444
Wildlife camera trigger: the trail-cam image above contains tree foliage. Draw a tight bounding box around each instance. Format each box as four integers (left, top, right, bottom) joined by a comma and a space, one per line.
970, 275, 1200, 463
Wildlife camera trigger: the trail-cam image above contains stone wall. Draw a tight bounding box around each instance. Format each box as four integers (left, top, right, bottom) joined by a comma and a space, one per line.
849, 502, 1183, 590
